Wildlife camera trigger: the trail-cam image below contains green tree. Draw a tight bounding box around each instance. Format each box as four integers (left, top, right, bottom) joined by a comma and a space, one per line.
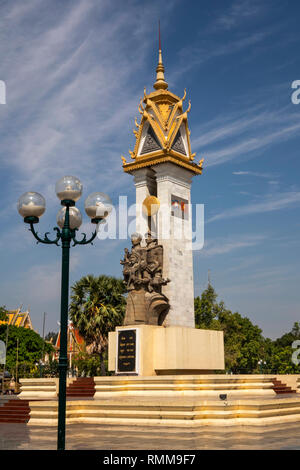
273, 322, 300, 348
194, 284, 221, 329
69, 274, 126, 375
0, 325, 54, 377
45, 331, 58, 344
265, 323, 300, 374
0, 305, 9, 322
195, 285, 265, 372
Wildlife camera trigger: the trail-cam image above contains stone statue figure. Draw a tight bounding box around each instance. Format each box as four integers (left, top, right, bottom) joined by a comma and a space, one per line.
120, 232, 170, 326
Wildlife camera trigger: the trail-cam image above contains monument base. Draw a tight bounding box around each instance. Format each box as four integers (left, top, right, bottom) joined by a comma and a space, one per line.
108, 324, 224, 376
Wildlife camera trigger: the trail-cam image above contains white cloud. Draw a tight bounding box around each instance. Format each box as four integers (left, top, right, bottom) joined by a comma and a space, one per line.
0, 0, 168, 201
191, 103, 300, 168
199, 234, 266, 257
232, 171, 278, 178
208, 191, 300, 223
204, 122, 300, 167
173, 31, 271, 82
213, 0, 264, 31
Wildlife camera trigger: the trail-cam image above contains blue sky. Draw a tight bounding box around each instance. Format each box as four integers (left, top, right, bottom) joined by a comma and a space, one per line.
0, 0, 299, 339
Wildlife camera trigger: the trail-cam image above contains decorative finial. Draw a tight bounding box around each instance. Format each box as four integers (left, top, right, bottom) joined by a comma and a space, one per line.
154, 21, 168, 91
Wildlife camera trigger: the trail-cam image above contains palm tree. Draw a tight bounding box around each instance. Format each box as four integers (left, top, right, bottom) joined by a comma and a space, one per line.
69, 274, 126, 375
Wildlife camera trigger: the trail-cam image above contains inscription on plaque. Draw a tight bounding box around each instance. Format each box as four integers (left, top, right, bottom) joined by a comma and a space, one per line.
117, 329, 137, 373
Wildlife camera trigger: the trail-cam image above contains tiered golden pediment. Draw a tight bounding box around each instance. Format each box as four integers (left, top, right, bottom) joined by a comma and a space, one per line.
122, 44, 203, 175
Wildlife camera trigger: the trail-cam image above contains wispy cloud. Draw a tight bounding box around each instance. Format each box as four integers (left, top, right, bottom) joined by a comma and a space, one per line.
174, 30, 271, 81
0, 0, 168, 204
213, 0, 265, 31
192, 104, 300, 167
232, 171, 278, 178
199, 234, 266, 257
208, 191, 300, 223
205, 122, 300, 167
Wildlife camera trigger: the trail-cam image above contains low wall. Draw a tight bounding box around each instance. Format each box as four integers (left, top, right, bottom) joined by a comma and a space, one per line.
19, 377, 76, 398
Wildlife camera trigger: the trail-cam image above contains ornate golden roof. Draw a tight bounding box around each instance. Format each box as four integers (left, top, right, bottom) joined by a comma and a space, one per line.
0, 308, 33, 329
122, 34, 203, 175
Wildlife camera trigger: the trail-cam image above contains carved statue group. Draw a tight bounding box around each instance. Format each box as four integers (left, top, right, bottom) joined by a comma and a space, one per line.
120, 232, 170, 326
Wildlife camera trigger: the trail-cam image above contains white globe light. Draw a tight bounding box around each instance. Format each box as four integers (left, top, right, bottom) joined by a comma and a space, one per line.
56, 206, 82, 230
84, 192, 113, 220
17, 192, 46, 218
55, 176, 82, 202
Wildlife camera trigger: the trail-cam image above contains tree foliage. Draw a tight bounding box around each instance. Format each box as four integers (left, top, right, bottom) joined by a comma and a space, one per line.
45, 331, 58, 344
69, 274, 126, 374
195, 284, 300, 374
72, 352, 113, 377
0, 324, 54, 375
0, 305, 9, 322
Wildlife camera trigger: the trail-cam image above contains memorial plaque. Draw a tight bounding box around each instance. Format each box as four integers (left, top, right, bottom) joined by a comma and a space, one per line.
117, 329, 137, 373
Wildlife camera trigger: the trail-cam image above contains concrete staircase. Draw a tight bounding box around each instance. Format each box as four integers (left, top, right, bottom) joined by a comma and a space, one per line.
27, 395, 300, 427
19, 378, 57, 398
93, 375, 277, 398
26, 375, 300, 427
0, 398, 30, 423
12, 375, 300, 427
272, 378, 297, 395
66, 377, 95, 398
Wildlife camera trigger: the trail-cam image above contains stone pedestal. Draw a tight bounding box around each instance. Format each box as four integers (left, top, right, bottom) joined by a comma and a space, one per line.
108, 325, 225, 376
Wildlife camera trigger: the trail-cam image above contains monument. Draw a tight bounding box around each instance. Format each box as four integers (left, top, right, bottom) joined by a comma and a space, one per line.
109, 35, 224, 376
120, 232, 170, 326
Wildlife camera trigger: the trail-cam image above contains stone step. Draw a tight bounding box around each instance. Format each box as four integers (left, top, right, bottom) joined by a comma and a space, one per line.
27, 397, 300, 426
0, 399, 30, 423
67, 384, 95, 388
67, 393, 95, 397
67, 388, 95, 391
0, 417, 29, 423
0, 411, 30, 418
66, 378, 95, 398
0, 407, 30, 413
271, 379, 297, 395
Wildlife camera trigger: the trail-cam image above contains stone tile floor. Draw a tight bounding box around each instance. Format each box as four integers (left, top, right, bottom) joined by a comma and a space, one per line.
1, 422, 300, 450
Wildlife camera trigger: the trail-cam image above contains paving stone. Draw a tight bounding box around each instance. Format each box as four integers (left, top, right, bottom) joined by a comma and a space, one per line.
1, 423, 300, 450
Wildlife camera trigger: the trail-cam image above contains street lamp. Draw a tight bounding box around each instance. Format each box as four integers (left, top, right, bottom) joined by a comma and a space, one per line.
18, 176, 112, 450
258, 359, 267, 374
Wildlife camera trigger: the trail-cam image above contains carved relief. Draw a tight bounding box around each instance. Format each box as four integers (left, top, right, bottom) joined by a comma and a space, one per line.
120, 232, 170, 326
171, 129, 186, 155
140, 125, 162, 155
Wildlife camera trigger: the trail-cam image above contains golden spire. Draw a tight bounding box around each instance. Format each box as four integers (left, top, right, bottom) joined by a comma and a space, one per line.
153, 21, 168, 91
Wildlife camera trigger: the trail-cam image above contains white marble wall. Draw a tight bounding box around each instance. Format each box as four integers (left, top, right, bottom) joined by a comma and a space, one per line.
132, 168, 156, 239
155, 163, 195, 328
131, 163, 196, 328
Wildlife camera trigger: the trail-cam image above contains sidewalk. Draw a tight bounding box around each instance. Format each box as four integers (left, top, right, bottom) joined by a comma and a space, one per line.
1, 422, 300, 450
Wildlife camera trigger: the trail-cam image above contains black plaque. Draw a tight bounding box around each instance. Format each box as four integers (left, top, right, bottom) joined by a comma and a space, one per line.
117, 329, 137, 373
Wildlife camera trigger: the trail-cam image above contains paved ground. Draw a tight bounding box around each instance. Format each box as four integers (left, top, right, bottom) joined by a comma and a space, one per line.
1, 422, 300, 450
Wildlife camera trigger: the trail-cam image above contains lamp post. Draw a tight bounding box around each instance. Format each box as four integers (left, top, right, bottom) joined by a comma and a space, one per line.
18, 177, 112, 450
258, 359, 267, 374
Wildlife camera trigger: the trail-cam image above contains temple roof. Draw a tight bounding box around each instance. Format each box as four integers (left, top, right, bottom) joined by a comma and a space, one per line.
55, 322, 85, 353
0, 308, 33, 330
122, 30, 204, 175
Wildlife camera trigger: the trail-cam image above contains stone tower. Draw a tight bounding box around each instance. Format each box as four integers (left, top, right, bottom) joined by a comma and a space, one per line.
121, 33, 203, 329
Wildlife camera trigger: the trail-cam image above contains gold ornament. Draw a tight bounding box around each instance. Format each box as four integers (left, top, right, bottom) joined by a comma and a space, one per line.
142, 196, 160, 216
